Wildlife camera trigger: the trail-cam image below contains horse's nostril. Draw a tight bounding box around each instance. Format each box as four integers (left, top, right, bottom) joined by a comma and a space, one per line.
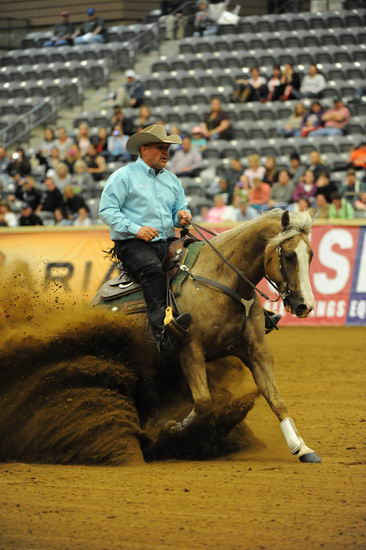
295, 303, 308, 316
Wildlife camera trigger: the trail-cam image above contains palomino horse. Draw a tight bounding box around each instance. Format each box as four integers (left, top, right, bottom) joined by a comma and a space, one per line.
168, 208, 321, 463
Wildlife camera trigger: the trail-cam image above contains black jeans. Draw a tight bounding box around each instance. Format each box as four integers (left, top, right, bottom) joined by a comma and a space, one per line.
114, 239, 171, 329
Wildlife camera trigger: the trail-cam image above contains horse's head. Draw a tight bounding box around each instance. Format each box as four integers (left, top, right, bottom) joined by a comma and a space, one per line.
264, 209, 316, 318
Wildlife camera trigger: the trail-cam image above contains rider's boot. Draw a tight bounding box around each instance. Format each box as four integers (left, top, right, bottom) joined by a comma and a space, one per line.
153, 312, 192, 354
265, 312, 282, 334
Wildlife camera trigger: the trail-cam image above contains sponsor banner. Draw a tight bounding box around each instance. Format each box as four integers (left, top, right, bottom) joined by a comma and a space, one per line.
347, 227, 366, 326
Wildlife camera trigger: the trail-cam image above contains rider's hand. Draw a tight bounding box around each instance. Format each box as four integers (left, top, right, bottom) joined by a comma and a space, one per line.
136, 226, 159, 241
178, 210, 192, 227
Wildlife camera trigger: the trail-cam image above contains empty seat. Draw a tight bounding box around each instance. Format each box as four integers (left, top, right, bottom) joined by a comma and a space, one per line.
308, 15, 328, 30
339, 30, 358, 46
325, 13, 345, 29
320, 31, 339, 48
282, 32, 302, 49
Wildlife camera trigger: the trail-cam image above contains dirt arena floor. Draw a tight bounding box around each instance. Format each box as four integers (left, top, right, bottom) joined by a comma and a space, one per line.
0, 310, 365, 550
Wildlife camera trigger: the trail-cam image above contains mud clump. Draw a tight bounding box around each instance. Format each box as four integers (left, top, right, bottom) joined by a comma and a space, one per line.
0, 263, 259, 465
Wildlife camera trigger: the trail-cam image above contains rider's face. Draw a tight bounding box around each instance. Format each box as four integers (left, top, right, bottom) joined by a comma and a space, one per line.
141, 143, 170, 171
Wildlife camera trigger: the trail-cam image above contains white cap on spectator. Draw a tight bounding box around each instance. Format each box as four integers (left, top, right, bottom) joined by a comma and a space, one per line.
125, 70, 136, 79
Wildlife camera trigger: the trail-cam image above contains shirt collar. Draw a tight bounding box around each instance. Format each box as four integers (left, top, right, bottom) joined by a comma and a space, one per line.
136, 156, 165, 177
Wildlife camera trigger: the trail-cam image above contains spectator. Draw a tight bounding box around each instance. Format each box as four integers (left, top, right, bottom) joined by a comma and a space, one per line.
73, 8, 106, 44
76, 122, 91, 157
170, 136, 203, 177
95, 127, 109, 158
328, 192, 354, 219
53, 162, 73, 191
55, 127, 73, 159
279, 63, 301, 101
240, 154, 265, 187
111, 106, 134, 135
115, 70, 145, 109
351, 85, 366, 104
207, 177, 233, 204
225, 158, 243, 188
107, 124, 131, 162
278, 103, 306, 137
73, 206, 92, 226
0, 202, 17, 227
248, 177, 271, 210
134, 105, 155, 132
292, 169, 317, 202
83, 144, 106, 181
206, 194, 234, 223
15, 176, 41, 211
310, 99, 350, 137
37, 177, 63, 213
193, 1, 217, 36
38, 128, 56, 160
7, 148, 31, 179
307, 151, 330, 180
19, 203, 43, 226
44, 11, 75, 47
234, 67, 268, 103
349, 142, 366, 170
340, 168, 366, 202
64, 143, 80, 174
231, 194, 258, 221
294, 64, 326, 99
166, 3, 187, 40
300, 101, 324, 137
54, 208, 72, 226
293, 198, 311, 213
191, 126, 208, 151
0, 147, 10, 175
269, 169, 294, 208
202, 98, 232, 140
315, 173, 338, 203
47, 146, 62, 171
315, 194, 329, 218
263, 157, 278, 186
72, 159, 95, 195
63, 187, 88, 219
354, 192, 366, 213
288, 152, 306, 184
265, 65, 282, 102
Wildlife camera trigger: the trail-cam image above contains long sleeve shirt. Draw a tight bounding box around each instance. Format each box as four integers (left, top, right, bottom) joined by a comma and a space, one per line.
300, 74, 326, 95
170, 147, 203, 174
99, 156, 189, 241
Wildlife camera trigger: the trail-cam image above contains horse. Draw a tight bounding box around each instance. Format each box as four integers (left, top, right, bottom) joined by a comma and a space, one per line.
100, 208, 321, 463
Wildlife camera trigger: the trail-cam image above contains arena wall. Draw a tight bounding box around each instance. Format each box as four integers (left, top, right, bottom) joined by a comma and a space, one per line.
1, 220, 365, 326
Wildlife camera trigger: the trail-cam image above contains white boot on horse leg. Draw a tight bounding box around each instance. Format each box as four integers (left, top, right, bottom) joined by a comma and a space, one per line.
280, 417, 321, 463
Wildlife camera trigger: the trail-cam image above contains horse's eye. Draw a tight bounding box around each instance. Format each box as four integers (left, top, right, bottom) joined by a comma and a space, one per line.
285, 253, 296, 263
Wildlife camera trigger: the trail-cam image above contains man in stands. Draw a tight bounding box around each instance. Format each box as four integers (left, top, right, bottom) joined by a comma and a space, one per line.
294, 64, 326, 99
19, 203, 43, 227
37, 177, 63, 214
99, 124, 192, 352
115, 70, 145, 109
202, 98, 231, 140
310, 99, 350, 137
73, 8, 106, 44
84, 144, 107, 182
44, 11, 75, 47
170, 136, 203, 178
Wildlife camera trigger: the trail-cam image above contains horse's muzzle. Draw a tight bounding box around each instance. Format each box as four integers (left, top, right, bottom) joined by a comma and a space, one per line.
284, 294, 313, 318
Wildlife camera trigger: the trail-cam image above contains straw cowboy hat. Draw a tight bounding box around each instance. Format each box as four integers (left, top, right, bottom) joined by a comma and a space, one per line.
126, 124, 182, 155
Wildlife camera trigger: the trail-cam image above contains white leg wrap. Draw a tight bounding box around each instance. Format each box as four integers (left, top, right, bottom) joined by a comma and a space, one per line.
280, 418, 305, 455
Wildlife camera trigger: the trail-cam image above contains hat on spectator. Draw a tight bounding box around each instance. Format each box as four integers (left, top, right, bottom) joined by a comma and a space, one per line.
87, 8, 96, 15
192, 126, 205, 135
126, 124, 182, 155
60, 10, 70, 16
21, 202, 32, 210
125, 69, 136, 79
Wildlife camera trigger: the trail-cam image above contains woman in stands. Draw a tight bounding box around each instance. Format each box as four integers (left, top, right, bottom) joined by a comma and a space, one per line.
299, 102, 324, 137
76, 122, 91, 157
239, 154, 265, 187
263, 157, 279, 186
64, 143, 81, 174
72, 160, 96, 196
53, 162, 73, 192
233, 67, 268, 103
265, 65, 282, 102
95, 127, 109, 158
38, 128, 56, 160
278, 103, 306, 137
7, 148, 31, 179
202, 98, 232, 140
55, 127, 73, 160
279, 64, 301, 101
134, 105, 155, 131
292, 169, 317, 203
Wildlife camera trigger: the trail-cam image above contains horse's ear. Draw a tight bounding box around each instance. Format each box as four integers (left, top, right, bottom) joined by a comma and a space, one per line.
281, 210, 290, 230
307, 207, 317, 220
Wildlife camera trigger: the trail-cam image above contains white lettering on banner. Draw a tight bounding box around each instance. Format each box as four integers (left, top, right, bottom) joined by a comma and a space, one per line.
311, 300, 346, 318
349, 300, 366, 319
356, 232, 366, 293
313, 229, 353, 295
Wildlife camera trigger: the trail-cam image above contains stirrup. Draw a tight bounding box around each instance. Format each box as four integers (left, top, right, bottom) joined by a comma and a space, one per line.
164, 307, 192, 339
265, 313, 282, 334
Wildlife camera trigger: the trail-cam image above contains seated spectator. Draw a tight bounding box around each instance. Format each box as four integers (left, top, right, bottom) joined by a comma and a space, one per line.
191, 126, 208, 151
269, 169, 294, 208
294, 64, 326, 99
73, 8, 106, 44
73, 206, 92, 226
307, 150, 330, 180
299, 101, 324, 137
115, 71, 145, 109
55, 127, 73, 159
166, 3, 187, 40
354, 192, 366, 213
205, 194, 234, 223
46, 146, 61, 171
315, 194, 329, 218
340, 168, 366, 202
248, 178, 271, 210
233, 67, 268, 103
202, 98, 232, 140
84, 144, 106, 181
15, 176, 41, 211
107, 124, 131, 162
263, 157, 278, 186
111, 106, 134, 136
54, 208, 72, 226
231, 193, 258, 221
64, 144, 81, 174
207, 177, 233, 204
315, 173, 338, 203
193, 1, 217, 36
310, 99, 350, 137
288, 152, 306, 183
0, 202, 17, 227
53, 162, 73, 191
292, 169, 317, 202
37, 177, 63, 213
170, 136, 203, 177
265, 65, 282, 102
44, 11, 75, 47
279, 63, 301, 101
240, 154, 265, 187
72, 160, 96, 195
7, 148, 31, 179
349, 142, 366, 170
292, 198, 311, 213
38, 128, 56, 160
134, 105, 155, 132
19, 203, 43, 226
63, 186, 88, 219
225, 158, 243, 188
351, 85, 366, 104
76, 123, 91, 157
278, 103, 306, 137
328, 192, 354, 219
95, 127, 109, 158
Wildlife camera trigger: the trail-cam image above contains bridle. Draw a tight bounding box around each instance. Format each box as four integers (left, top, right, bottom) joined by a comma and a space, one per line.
264, 245, 292, 303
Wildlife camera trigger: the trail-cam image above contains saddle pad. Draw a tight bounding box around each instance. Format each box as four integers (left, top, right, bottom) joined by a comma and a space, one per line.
171, 241, 205, 296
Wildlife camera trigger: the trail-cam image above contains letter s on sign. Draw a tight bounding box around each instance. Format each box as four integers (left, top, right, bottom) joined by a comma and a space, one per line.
313, 229, 353, 295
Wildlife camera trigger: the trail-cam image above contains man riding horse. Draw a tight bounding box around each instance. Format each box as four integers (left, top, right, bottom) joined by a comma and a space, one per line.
99, 124, 280, 352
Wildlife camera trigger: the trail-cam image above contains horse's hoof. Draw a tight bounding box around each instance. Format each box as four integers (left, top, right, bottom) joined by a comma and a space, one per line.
164, 420, 183, 434
299, 452, 322, 463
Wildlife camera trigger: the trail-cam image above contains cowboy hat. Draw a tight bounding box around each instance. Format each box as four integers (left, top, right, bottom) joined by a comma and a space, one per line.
126, 124, 182, 155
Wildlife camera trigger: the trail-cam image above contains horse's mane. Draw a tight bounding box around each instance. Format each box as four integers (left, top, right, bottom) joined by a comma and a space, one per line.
266, 209, 314, 247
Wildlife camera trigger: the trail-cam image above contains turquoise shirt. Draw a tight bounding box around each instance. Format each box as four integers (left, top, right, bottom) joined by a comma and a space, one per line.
99, 156, 189, 241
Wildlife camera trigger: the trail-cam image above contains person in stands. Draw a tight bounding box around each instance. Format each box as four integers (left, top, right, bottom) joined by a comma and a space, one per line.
328, 192, 354, 219
294, 64, 326, 99
73, 8, 106, 44
310, 99, 350, 137
170, 136, 203, 178
233, 67, 268, 103
44, 11, 75, 47
19, 203, 43, 226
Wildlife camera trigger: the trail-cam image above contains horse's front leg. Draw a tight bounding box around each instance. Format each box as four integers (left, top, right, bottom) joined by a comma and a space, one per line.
240, 313, 321, 463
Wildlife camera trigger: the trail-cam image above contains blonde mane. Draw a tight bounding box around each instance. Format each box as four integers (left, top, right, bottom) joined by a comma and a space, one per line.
267, 209, 314, 247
